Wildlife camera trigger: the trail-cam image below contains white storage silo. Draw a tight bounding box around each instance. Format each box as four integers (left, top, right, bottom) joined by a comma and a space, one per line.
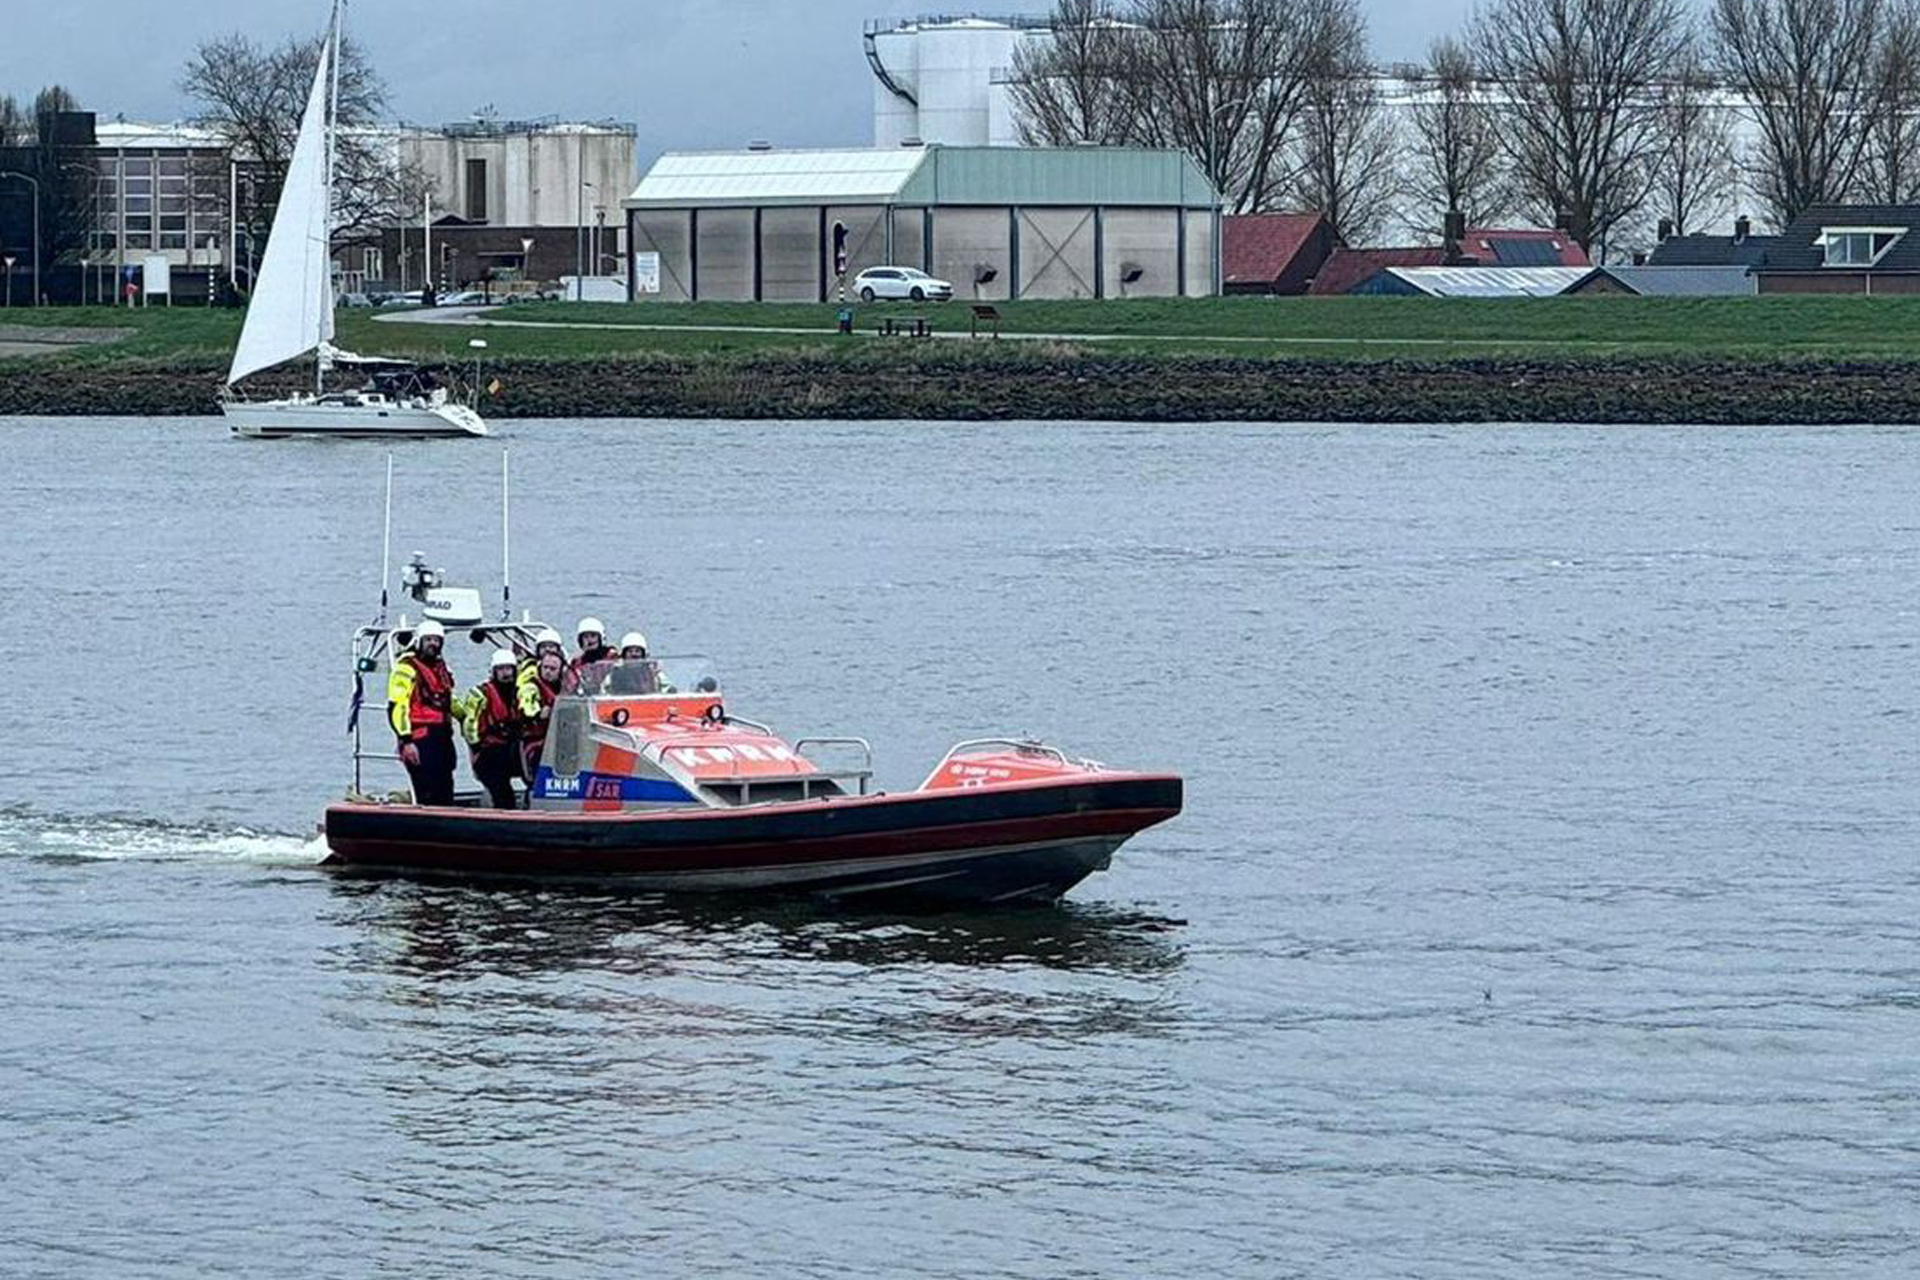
868, 21, 922, 148
907, 19, 1022, 146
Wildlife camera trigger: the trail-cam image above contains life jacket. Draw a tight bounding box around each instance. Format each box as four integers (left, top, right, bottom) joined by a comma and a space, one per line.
405, 653, 454, 731
474, 679, 519, 749
521, 671, 561, 745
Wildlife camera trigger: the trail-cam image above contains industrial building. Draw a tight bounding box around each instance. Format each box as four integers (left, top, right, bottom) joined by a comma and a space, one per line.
622, 144, 1220, 303
384, 117, 635, 291
0, 112, 636, 305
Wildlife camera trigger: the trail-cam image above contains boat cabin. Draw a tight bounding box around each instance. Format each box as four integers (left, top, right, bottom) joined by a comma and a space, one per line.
349, 564, 872, 812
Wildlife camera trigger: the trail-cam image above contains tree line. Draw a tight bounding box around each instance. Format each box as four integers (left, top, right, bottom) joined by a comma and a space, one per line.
1009, 0, 1920, 254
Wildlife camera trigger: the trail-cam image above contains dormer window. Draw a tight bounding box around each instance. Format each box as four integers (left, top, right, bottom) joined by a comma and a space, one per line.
1820, 227, 1904, 266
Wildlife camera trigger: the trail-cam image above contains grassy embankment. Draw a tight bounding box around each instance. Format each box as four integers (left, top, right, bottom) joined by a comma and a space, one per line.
7, 296, 1920, 421
9, 293, 1920, 359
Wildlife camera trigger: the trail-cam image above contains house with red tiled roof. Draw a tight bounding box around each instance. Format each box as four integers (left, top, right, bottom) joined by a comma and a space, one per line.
1455, 227, 1590, 268
1308, 227, 1592, 295
1222, 212, 1341, 295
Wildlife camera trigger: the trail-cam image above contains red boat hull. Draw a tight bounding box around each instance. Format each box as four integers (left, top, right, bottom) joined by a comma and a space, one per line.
322, 773, 1182, 903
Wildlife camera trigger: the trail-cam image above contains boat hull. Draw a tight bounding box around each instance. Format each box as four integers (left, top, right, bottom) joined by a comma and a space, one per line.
322, 773, 1182, 903
223, 397, 487, 439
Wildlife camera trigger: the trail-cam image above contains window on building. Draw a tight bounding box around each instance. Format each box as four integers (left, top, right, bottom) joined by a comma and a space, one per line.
363, 247, 383, 280
465, 158, 488, 222
1822, 228, 1905, 267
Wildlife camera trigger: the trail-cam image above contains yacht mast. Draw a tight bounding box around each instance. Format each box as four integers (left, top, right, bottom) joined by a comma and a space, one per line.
319, 0, 342, 394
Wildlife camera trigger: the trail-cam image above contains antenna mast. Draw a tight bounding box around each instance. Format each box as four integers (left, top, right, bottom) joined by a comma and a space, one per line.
378, 453, 393, 621
500, 449, 512, 620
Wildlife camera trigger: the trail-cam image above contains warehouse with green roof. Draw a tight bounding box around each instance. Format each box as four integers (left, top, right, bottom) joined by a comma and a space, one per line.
621, 144, 1221, 303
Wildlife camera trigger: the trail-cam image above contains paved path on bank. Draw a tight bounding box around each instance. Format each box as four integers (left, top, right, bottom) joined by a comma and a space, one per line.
371, 305, 1592, 349
0, 324, 135, 360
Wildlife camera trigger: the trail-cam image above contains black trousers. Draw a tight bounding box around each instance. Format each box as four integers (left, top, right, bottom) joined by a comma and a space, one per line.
404, 726, 457, 806
471, 742, 522, 810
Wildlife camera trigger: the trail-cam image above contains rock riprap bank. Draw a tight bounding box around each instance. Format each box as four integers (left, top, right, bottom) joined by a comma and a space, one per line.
3, 349, 1915, 424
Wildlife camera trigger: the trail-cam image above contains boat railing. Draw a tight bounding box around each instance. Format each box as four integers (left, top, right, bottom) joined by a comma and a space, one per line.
792, 737, 875, 797
937, 737, 1072, 767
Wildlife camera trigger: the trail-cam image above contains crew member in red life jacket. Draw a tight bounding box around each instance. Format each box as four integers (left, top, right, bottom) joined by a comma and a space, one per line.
388, 618, 457, 805
458, 649, 525, 809
564, 616, 616, 692
517, 641, 566, 782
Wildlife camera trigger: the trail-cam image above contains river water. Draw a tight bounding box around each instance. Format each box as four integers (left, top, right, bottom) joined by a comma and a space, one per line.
2, 417, 1916, 1278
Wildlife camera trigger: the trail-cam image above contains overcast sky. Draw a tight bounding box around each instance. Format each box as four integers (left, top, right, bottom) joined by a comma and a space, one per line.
1, 1, 1474, 168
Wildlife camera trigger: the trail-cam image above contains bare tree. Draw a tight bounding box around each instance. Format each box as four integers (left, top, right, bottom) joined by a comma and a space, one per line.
1651, 47, 1739, 235
1406, 36, 1509, 237
1288, 3, 1397, 242
1858, 2, 1920, 203
1131, 0, 1341, 212
1475, 0, 1689, 256
1007, 0, 1341, 212
181, 29, 428, 246
1010, 0, 1141, 145
1712, 0, 1910, 222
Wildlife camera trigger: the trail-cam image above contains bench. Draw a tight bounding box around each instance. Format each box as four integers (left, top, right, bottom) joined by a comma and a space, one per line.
878, 315, 931, 338
970, 304, 1001, 338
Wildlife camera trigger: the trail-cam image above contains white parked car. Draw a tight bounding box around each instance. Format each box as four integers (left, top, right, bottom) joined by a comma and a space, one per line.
853, 266, 953, 303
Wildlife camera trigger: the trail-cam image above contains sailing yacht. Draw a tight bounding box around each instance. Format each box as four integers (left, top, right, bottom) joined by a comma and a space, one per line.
221, 3, 486, 439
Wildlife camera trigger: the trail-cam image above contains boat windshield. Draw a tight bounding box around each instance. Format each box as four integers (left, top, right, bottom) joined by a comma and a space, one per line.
572, 653, 719, 697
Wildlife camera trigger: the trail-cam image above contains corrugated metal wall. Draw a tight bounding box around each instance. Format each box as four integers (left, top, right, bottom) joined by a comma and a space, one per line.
758, 206, 819, 302
1018, 207, 1097, 299
694, 209, 754, 301
1101, 209, 1181, 298
630, 210, 693, 303
929, 206, 1012, 301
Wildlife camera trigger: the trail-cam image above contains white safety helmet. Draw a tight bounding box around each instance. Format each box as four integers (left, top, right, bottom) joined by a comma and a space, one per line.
619, 631, 649, 653
577, 617, 606, 640
534, 627, 563, 652
415, 619, 445, 640
489, 648, 517, 670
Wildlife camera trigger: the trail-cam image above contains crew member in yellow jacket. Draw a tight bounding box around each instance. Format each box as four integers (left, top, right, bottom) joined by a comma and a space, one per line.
388, 619, 457, 805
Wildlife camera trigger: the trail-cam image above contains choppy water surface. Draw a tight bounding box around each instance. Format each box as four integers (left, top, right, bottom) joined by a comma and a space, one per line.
2, 417, 1916, 1278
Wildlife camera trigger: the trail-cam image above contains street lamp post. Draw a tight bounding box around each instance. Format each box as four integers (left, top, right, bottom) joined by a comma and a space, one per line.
3, 256, 14, 306
79, 255, 89, 306
0, 170, 41, 306
519, 235, 534, 292
575, 127, 587, 301
577, 180, 598, 299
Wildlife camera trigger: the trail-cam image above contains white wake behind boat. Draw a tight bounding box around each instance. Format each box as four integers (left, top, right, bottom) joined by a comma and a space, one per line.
221, 2, 487, 440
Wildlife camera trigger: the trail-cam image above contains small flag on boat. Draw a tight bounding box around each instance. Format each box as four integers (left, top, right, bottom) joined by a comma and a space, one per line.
487, 378, 503, 397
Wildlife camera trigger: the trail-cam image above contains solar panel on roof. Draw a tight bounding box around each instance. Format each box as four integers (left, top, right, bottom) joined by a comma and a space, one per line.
1488, 237, 1559, 266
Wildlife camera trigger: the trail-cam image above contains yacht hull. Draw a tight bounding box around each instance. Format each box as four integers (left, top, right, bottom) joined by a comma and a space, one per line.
223, 398, 487, 439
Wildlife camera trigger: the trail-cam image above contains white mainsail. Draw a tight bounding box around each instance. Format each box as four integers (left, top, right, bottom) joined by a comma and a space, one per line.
226, 24, 335, 386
